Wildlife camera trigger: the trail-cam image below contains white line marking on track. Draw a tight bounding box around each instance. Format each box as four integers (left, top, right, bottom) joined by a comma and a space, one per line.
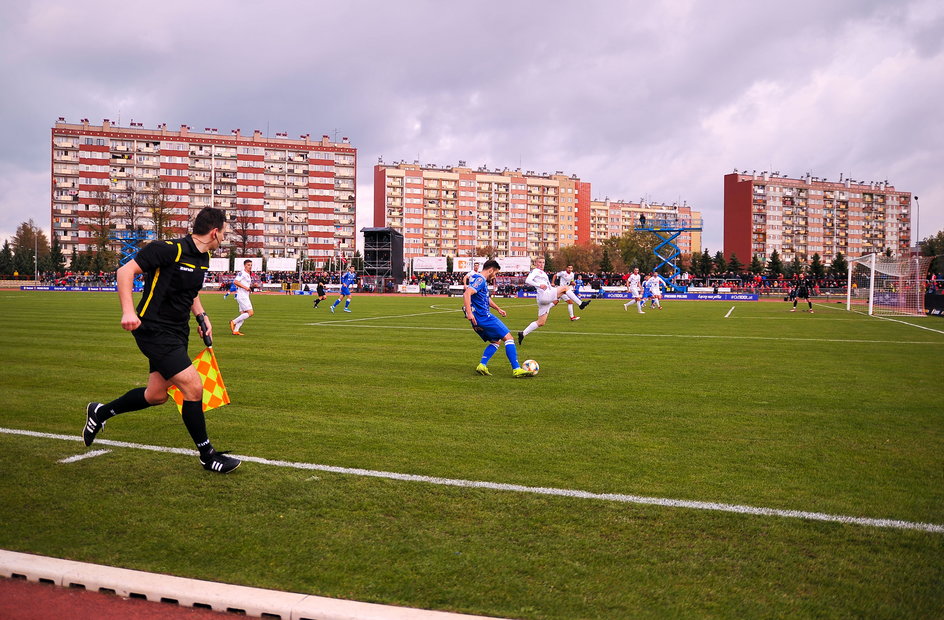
58, 449, 111, 463
3, 427, 941, 534
724, 306, 735, 318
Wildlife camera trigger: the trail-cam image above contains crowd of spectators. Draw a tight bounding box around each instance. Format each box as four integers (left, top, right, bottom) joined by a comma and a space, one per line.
16, 267, 944, 297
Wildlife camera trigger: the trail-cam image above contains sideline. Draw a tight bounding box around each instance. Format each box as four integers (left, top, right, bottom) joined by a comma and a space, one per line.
0, 549, 499, 620
2, 427, 942, 535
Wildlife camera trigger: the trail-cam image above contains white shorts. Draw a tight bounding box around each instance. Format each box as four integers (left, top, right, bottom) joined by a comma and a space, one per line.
236, 294, 253, 313
536, 288, 558, 317
629, 287, 641, 298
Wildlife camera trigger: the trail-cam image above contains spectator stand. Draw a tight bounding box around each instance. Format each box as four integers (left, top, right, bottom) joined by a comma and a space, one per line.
634, 214, 703, 292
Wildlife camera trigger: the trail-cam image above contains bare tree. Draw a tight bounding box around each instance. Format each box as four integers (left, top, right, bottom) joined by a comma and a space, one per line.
144, 179, 179, 240
229, 208, 257, 256
475, 245, 500, 258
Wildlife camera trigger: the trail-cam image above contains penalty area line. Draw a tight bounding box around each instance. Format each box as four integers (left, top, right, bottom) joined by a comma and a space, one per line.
724, 306, 735, 318
2, 426, 942, 535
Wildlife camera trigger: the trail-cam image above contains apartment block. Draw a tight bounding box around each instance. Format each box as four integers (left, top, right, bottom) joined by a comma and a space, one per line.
724, 171, 912, 264
51, 119, 357, 263
373, 162, 589, 260
587, 199, 702, 256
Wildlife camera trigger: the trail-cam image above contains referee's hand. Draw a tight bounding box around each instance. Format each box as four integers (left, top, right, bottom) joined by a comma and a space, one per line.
121, 311, 141, 331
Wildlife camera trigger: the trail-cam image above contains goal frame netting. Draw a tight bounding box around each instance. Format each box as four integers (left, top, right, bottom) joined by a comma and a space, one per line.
846, 253, 932, 316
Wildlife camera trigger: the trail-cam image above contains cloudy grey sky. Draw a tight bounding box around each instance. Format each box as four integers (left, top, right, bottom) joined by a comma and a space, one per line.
1, 0, 942, 252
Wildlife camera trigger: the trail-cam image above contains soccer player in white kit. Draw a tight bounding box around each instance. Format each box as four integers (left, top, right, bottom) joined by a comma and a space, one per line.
518, 257, 590, 345
623, 267, 645, 313
553, 264, 582, 321
646, 271, 663, 309
229, 259, 255, 335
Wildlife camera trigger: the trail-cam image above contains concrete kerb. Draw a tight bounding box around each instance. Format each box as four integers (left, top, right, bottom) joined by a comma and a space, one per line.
0, 549, 505, 620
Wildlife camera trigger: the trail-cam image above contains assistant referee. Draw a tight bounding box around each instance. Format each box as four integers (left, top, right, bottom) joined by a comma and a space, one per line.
83, 207, 240, 473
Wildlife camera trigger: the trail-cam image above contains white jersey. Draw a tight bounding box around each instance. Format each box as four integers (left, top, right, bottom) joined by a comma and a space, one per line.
464, 270, 479, 284
526, 268, 552, 290
555, 270, 575, 287
234, 269, 252, 300
628, 273, 642, 291
647, 277, 662, 295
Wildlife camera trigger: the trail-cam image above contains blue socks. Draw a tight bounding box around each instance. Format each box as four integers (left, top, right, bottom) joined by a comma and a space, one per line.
504, 341, 521, 369
480, 343, 499, 365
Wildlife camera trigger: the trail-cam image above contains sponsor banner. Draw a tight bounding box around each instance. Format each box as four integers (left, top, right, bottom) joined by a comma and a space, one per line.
237, 257, 263, 272
399, 284, 421, 293
208, 258, 230, 272
454, 257, 486, 273
497, 256, 532, 273
662, 293, 758, 301
518, 288, 757, 301
266, 257, 297, 272
412, 256, 448, 272
20, 286, 118, 292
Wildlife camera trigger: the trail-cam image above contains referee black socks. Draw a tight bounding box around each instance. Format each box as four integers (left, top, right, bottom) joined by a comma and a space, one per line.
181, 400, 212, 456
100, 387, 151, 422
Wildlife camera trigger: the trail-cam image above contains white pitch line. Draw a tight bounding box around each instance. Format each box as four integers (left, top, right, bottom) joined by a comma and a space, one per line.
304, 321, 943, 345
3, 427, 942, 535
724, 306, 735, 318
58, 449, 111, 463
861, 312, 944, 336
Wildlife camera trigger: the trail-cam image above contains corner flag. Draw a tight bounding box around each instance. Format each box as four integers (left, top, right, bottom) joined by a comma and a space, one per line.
167, 347, 231, 413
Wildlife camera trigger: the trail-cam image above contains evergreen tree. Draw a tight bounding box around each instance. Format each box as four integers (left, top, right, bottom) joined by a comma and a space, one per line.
767, 249, 784, 277
0, 240, 13, 275
809, 253, 825, 279
600, 247, 613, 272
788, 255, 803, 277
713, 250, 727, 275
828, 251, 848, 279
543, 251, 555, 274
728, 253, 744, 275
698, 249, 713, 278
48, 235, 66, 273
749, 254, 764, 275
920, 229, 944, 275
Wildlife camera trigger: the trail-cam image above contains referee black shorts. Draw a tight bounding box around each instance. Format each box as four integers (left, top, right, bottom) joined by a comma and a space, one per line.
132, 322, 193, 380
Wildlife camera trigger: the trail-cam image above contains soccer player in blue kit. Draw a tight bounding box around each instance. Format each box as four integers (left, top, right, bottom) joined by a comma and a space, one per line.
331, 265, 357, 313
464, 259, 535, 378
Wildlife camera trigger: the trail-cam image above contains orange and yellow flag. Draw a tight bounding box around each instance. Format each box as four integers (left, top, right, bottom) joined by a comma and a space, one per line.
167, 347, 231, 413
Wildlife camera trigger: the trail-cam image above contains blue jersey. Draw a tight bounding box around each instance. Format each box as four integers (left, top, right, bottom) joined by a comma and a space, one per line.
467, 273, 492, 318
341, 271, 356, 287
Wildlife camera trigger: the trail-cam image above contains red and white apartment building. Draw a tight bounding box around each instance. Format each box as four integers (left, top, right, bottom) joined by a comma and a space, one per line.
724, 171, 912, 265
373, 161, 701, 261
51, 119, 356, 263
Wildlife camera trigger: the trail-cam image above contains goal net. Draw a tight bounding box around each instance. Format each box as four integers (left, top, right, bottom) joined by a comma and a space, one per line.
847, 253, 932, 316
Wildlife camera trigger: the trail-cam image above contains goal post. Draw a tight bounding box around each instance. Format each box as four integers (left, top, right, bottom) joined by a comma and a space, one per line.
846, 253, 933, 316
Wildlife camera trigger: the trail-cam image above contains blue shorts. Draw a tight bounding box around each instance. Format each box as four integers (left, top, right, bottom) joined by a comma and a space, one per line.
471, 314, 510, 343
340, 285, 351, 296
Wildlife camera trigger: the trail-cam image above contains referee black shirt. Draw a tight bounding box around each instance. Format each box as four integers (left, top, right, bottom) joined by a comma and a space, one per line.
134, 236, 210, 333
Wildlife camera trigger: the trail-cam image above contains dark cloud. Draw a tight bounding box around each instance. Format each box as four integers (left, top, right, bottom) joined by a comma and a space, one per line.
2, 0, 942, 248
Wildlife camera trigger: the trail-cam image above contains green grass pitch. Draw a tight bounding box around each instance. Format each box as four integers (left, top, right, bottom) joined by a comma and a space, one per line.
0, 290, 942, 618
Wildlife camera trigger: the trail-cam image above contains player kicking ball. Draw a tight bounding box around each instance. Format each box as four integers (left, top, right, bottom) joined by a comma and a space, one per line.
518, 257, 590, 345
464, 259, 535, 378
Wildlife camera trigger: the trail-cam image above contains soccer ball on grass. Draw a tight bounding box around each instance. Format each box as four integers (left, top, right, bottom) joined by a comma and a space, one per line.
521, 359, 540, 375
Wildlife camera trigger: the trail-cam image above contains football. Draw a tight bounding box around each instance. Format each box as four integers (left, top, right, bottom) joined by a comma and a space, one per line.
521, 359, 539, 374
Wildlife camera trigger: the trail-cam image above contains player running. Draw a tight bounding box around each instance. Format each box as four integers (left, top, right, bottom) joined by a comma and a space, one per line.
83, 207, 240, 473
229, 259, 254, 335
331, 265, 357, 313
518, 257, 590, 345
553, 264, 582, 321
312, 279, 327, 308
465, 259, 535, 378
646, 272, 663, 309
623, 267, 645, 313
